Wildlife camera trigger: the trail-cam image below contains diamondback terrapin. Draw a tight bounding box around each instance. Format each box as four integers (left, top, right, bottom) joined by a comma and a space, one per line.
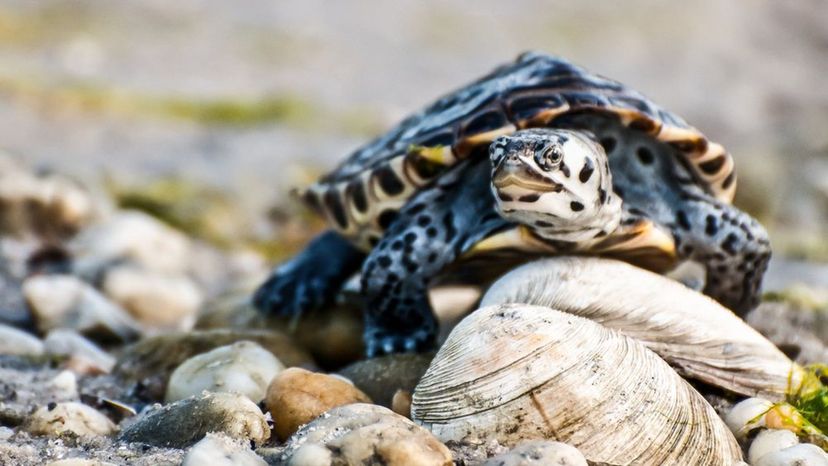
254, 52, 771, 356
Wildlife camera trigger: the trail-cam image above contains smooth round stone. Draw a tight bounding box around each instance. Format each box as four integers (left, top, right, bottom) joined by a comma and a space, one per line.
22, 274, 142, 341
25, 402, 115, 438
44, 329, 116, 374
114, 329, 312, 401
337, 353, 434, 408
101, 265, 203, 331
166, 340, 284, 403
0, 324, 44, 356
0, 154, 97, 238
753, 443, 828, 466
281, 403, 452, 466
749, 429, 800, 464
391, 389, 412, 418
725, 397, 774, 437
482, 440, 588, 466
69, 210, 192, 277
47, 370, 79, 400
118, 391, 269, 448
183, 433, 267, 466
198, 296, 364, 370
45, 460, 119, 466
265, 367, 371, 441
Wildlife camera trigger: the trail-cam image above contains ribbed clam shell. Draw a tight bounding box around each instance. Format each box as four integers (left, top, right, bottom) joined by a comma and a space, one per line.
412, 304, 743, 465
480, 257, 799, 400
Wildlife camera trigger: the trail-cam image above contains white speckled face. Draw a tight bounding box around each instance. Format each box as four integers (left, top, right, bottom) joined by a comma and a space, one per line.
489, 128, 622, 242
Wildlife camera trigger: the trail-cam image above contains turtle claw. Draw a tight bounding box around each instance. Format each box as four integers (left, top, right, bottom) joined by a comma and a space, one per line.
253, 231, 364, 318
253, 262, 331, 317
364, 328, 436, 358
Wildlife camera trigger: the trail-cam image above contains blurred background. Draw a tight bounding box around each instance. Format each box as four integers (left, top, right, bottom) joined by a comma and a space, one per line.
1, 0, 827, 290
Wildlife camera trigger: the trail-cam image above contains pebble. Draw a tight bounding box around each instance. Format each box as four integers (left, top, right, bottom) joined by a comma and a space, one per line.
114, 328, 312, 401
47, 370, 79, 400
22, 274, 142, 341
482, 440, 588, 466
197, 295, 364, 369
0, 154, 97, 238
69, 210, 192, 277
118, 391, 270, 448
0, 252, 30, 327
337, 353, 434, 408
43, 329, 116, 374
25, 402, 115, 438
265, 367, 371, 441
281, 403, 452, 466
0, 324, 44, 356
182, 433, 267, 466
166, 340, 284, 403
753, 443, 828, 466
45, 460, 119, 466
101, 264, 203, 331
724, 397, 774, 437
391, 389, 412, 418
749, 429, 800, 464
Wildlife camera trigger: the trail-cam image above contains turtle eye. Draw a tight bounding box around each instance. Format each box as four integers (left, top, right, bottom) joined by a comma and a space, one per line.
535, 145, 563, 171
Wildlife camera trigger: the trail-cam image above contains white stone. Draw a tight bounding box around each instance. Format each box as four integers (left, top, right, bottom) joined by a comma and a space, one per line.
724, 397, 774, 437
166, 341, 284, 403
183, 433, 267, 466
22, 274, 142, 341
26, 402, 115, 437
48, 370, 79, 400
754, 443, 828, 466
287, 443, 333, 466
0, 324, 44, 356
749, 429, 800, 464
69, 210, 192, 276
44, 329, 116, 373
482, 440, 588, 466
101, 264, 203, 331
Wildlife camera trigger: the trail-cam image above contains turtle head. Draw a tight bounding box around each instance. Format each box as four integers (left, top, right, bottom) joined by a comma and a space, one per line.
489, 129, 622, 242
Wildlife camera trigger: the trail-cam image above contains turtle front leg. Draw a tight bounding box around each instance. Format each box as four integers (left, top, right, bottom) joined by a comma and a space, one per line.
671, 193, 771, 315
253, 230, 365, 317
361, 161, 508, 356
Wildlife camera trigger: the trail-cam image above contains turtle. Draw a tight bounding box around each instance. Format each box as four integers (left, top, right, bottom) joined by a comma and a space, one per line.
254, 51, 771, 357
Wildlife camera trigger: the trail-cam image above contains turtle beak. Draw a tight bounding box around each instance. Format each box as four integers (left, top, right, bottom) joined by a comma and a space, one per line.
493, 157, 562, 193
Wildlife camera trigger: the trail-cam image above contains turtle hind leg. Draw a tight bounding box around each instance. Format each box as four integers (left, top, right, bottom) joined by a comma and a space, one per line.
253, 230, 365, 317
671, 193, 771, 315
361, 160, 509, 357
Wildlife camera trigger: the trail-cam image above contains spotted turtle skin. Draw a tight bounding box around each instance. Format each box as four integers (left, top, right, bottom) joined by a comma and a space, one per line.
254, 52, 770, 356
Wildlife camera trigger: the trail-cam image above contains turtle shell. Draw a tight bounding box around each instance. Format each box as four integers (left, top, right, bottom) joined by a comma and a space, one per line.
302, 52, 735, 250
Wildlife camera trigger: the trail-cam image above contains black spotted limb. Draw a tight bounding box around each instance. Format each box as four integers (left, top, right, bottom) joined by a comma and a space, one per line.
670, 193, 771, 315
360, 161, 509, 357
253, 231, 365, 317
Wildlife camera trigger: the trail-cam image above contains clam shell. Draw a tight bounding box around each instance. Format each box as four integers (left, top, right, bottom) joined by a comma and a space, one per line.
480, 257, 799, 400
412, 304, 743, 465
